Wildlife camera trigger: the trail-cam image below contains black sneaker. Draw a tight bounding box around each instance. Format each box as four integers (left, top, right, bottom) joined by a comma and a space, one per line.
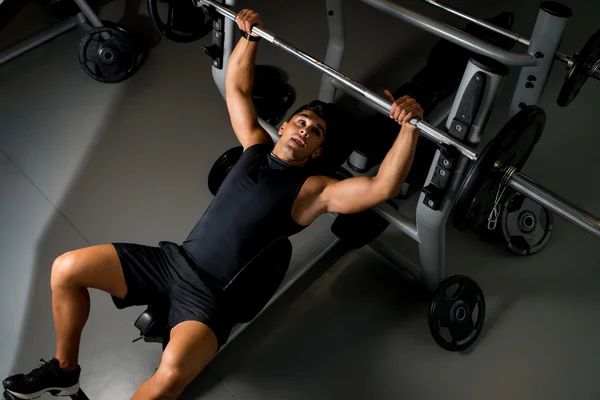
2, 358, 80, 399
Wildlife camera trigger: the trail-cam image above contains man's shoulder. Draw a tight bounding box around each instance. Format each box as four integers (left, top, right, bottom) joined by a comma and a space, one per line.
300, 175, 338, 197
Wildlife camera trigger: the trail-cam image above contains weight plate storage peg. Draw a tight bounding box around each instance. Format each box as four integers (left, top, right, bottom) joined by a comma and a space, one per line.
500, 191, 553, 255
429, 275, 485, 352
79, 25, 138, 84
208, 146, 243, 196
453, 105, 546, 231
558, 28, 600, 107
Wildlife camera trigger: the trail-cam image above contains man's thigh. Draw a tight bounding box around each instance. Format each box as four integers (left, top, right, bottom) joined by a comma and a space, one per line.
110, 242, 175, 308
158, 320, 219, 393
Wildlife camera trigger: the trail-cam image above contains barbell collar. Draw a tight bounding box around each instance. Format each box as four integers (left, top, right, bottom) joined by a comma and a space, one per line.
555, 52, 600, 82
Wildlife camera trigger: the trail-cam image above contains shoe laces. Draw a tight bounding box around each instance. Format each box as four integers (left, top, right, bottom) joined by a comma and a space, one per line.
29, 359, 59, 380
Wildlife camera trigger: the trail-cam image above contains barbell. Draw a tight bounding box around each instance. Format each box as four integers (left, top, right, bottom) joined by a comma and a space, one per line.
149, 0, 599, 108
195, 0, 600, 240
149, 0, 599, 107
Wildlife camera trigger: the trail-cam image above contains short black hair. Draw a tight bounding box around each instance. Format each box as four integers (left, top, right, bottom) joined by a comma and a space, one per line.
288, 100, 336, 147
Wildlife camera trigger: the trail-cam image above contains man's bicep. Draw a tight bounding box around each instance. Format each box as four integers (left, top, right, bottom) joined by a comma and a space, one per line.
226, 88, 271, 148
319, 175, 390, 215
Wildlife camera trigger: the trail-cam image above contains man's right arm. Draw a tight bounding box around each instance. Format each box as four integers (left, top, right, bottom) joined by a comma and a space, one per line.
295, 92, 423, 223
225, 10, 271, 150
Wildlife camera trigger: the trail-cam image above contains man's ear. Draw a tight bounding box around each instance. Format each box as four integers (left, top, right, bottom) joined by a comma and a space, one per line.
311, 147, 323, 159
278, 122, 287, 136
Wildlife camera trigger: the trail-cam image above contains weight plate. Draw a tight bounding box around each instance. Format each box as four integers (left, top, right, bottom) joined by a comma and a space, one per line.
147, 0, 212, 43
253, 78, 296, 126
79, 26, 137, 84
208, 146, 243, 196
429, 275, 485, 352
453, 105, 546, 231
558, 28, 600, 107
501, 191, 553, 255
103, 20, 149, 58
254, 65, 285, 82
44, 0, 80, 19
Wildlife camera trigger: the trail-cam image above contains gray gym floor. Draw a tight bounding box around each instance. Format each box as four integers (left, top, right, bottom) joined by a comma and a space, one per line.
1, 0, 600, 399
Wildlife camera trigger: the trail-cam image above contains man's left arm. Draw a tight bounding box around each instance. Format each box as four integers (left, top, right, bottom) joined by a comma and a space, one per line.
313, 93, 422, 215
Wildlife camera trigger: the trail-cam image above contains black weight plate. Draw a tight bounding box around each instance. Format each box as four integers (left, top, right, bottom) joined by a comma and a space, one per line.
45, 0, 80, 19
208, 146, 243, 196
79, 26, 137, 84
253, 79, 296, 126
429, 275, 485, 352
103, 20, 150, 71
147, 0, 211, 43
453, 105, 546, 231
501, 191, 553, 255
558, 28, 600, 107
254, 65, 285, 82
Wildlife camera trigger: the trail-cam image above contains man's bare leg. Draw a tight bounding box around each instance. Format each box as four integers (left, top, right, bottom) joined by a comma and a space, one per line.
132, 321, 218, 399
50, 244, 127, 371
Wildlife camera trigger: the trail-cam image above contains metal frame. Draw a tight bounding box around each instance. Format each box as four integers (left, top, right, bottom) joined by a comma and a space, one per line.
506, 4, 570, 117
200, 0, 600, 299
318, 0, 345, 103
371, 0, 599, 116
0, 0, 103, 67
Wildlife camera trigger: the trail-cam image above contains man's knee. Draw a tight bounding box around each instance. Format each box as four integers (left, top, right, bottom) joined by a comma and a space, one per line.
152, 366, 187, 398
49, 245, 126, 297
50, 252, 79, 290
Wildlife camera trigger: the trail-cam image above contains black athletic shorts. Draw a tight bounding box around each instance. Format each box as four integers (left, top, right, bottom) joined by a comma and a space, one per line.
110, 241, 235, 349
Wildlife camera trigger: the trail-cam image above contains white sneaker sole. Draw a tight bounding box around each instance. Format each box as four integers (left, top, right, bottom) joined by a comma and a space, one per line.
6, 382, 80, 399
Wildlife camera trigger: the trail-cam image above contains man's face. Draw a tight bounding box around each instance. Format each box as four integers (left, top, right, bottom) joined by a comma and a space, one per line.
276, 110, 326, 163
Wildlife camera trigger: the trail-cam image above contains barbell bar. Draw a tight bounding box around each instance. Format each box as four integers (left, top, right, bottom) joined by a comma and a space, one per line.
197, 0, 600, 239
198, 0, 478, 160
508, 172, 600, 236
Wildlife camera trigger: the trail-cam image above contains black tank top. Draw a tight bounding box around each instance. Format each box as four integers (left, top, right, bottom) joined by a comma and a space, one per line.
180, 143, 309, 289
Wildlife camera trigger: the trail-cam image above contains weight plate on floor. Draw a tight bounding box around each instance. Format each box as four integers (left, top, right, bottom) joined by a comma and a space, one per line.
453, 105, 546, 231
208, 146, 243, 196
501, 191, 553, 255
558, 28, 600, 107
79, 26, 137, 84
429, 275, 485, 352
147, 0, 212, 43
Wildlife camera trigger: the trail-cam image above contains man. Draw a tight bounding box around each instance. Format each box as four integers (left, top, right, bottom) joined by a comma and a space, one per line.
3, 9, 423, 400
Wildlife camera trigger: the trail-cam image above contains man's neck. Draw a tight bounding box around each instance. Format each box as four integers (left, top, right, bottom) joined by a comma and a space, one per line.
271, 148, 307, 167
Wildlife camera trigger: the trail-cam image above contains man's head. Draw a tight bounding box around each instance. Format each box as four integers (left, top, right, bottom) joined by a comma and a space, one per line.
272, 100, 334, 166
